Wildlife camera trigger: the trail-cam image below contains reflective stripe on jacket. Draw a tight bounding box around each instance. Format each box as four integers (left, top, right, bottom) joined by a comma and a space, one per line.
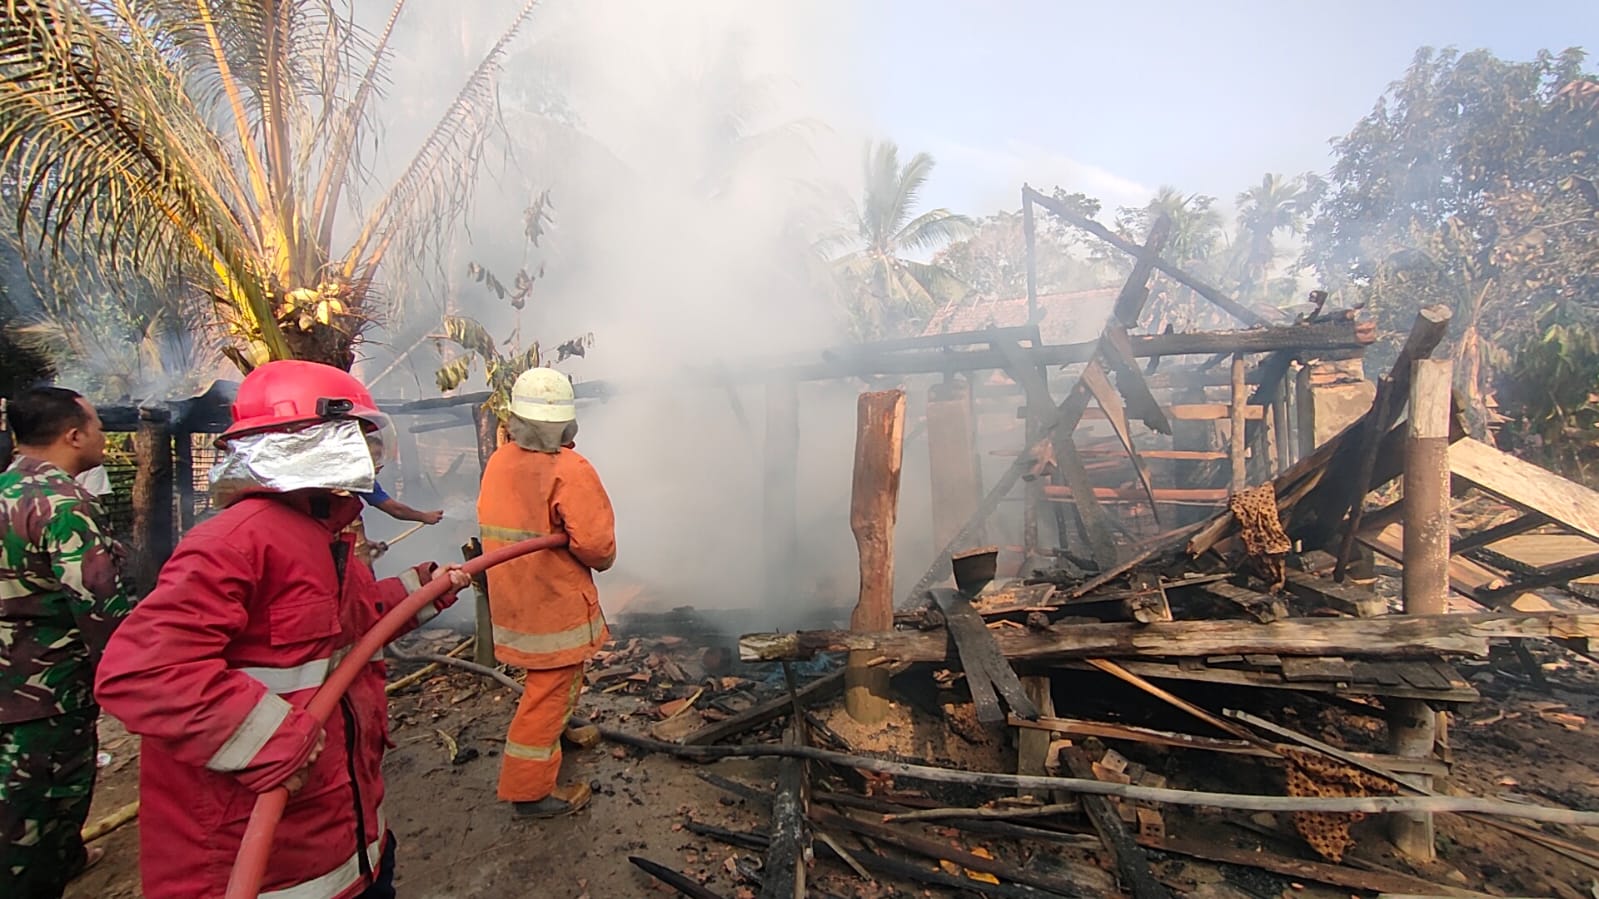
478, 444, 615, 670
95, 493, 432, 899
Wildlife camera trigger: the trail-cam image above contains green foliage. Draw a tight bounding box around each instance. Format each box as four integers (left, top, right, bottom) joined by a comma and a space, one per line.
931, 190, 1109, 301
830, 141, 975, 340
0, 0, 542, 371
1305, 46, 1599, 458
433, 195, 590, 419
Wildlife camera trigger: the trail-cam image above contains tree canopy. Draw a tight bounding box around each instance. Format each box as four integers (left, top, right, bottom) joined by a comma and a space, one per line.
1305, 46, 1599, 466
831, 141, 974, 340
0, 0, 539, 371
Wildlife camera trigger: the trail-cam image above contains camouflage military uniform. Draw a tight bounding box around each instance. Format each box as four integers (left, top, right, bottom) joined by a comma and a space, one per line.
1, 455, 131, 898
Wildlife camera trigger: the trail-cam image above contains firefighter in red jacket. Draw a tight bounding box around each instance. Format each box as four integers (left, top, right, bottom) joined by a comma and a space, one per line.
95, 361, 470, 899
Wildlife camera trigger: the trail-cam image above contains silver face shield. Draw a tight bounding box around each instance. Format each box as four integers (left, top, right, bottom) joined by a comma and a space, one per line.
209, 419, 377, 506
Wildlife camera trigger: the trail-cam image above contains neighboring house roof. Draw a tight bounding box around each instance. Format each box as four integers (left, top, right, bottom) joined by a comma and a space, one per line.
922, 288, 1120, 346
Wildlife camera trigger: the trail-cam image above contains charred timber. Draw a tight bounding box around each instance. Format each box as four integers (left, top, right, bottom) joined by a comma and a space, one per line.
775, 320, 1373, 381
738, 612, 1599, 663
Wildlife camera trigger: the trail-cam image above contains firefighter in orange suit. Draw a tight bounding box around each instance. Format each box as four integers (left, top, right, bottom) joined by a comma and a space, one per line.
478, 367, 615, 817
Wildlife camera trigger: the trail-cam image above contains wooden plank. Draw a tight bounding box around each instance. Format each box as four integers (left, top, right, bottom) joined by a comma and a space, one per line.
1015, 676, 1057, 786
1043, 485, 1230, 502
1363, 523, 1532, 609
1349, 660, 1401, 686
1479, 552, 1599, 604
1280, 656, 1355, 682
1394, 661, 1452, 691
1243, 654, 1283, 668
1203, 581, 1289, 623
1451, 512, 1551, 556
927, 588, 997, 719
1101, 322, 1173, 434
740, 612, 1599, 664
1450, 436, 1599, 543
1081, 359, 1162, 523
929, 587, 1038, 723
1282, 569, 1388, 618
1058, 659, 1479, 703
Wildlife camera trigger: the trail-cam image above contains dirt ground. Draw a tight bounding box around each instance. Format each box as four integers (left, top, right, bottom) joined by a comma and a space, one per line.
65, 630, 1599, 899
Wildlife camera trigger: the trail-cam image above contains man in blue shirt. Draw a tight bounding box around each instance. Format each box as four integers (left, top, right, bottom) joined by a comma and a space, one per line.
358, 481, 443, 525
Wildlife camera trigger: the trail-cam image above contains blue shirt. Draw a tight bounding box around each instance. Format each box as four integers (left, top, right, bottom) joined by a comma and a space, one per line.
357, 481, 391, 505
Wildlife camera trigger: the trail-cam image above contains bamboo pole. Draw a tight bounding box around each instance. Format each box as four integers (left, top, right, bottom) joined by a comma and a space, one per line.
846, 389, 905, 724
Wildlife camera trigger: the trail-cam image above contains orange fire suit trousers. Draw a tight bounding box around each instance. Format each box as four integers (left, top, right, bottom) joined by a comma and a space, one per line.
498, 664, 585, 802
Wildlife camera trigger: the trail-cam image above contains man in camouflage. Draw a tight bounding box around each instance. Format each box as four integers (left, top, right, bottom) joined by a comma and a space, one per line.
1, 386, 131, 898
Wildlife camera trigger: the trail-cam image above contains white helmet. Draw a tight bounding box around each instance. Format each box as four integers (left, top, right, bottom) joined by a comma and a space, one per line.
509, 368, 576, 423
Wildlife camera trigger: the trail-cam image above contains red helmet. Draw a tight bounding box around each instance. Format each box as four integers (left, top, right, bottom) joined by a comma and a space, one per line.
222, 360, 385, 441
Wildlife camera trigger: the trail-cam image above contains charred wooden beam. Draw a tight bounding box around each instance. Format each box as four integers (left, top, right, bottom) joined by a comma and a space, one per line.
1202, 581, 1289, 623
928, 587, 1039, 723
1478, 552, 1599, 604
759, 722, 809, 899
739, 612, 1599, 663
131, 407, 174, 594
682, 670, 846, 745
1282, 570, 1387, 618
1008, 714, 1449, 777
1061, 744, 1174, 899
810, 807, 1100, 897
1450, 512, 1551, 556
781, 321, 1376, 381
1026, 186, 1265, 327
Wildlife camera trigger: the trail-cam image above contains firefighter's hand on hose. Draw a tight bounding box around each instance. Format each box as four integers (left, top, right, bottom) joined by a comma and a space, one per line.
418, 563, 472, 616
281, 731, 326, 795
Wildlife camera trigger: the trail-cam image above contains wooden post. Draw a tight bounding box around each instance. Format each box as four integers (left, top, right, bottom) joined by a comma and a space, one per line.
1272, 391, 1290, 474
131, 408, 174, 594
173, 431, 195, 531
1229, 353, 1247, 494
1295, 362, 1314, 460
926, 379, 982, 554
764, 381, 799, 606
1391, 357, 1451, 861
398, 413, 424, 501
471, 404, 499, 666
847, 389, 906, 724
1015, 676, 1057, 796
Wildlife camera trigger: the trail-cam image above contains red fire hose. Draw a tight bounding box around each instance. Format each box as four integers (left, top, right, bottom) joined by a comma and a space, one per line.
223, 534, 569, 899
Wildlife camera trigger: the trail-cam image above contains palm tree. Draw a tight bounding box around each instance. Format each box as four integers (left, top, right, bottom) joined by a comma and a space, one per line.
832, 141, 974, 339
1235, 172, 1324, 300
0, 0, 540, 372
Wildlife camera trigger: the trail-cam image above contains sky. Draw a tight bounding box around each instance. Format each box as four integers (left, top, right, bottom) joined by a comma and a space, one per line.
854, 0, 1599, 217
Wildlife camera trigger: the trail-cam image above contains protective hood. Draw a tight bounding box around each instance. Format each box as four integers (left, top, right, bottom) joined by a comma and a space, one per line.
506, 415, 577, 454
209, 419, 376, 507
